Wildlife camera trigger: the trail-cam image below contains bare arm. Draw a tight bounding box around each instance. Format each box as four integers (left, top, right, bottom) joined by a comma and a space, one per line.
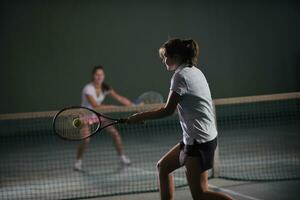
85, 95, 117, 109
109, 89, 133, 106
126, 91, 180, 123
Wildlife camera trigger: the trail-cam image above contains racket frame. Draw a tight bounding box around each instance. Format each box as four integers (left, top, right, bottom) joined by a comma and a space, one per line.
52, 106, 125, 140
135, 91, 164, 104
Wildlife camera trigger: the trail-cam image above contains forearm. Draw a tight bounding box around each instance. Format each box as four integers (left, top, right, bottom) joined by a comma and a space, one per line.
127, 91, 179, 123
134, 107, 172, 121
110, 91, 132, 106
118, 97, 132, 106
95, 104, 116, 109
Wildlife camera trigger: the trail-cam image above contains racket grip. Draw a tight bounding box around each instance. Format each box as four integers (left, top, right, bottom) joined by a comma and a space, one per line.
118, 118, 127, 123
118, 118, 145, 124
132, 99, 141, 105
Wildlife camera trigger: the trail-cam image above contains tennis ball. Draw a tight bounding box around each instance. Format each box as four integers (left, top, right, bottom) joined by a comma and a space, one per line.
72, 118, 81, 128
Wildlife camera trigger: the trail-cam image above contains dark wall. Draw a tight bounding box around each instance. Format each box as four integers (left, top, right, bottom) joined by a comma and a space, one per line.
1, 0, 299, 113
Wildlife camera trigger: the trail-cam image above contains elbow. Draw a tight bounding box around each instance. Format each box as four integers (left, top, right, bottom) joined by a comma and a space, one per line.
162, 108, 175, 117
92, 103, 100, 108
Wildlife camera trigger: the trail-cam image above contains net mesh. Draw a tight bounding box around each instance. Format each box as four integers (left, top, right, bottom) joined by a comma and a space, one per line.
214, 92, 300, 180
0, 92, 299, 199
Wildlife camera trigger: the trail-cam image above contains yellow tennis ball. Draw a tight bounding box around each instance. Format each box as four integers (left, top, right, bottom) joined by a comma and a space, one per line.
72, 118, 81, 128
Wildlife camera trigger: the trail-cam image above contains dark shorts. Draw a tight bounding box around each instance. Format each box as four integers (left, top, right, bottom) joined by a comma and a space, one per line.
179, 137, 217, 172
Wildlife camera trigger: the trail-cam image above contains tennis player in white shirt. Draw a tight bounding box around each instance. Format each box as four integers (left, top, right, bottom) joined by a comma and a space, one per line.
126, 39, 232, 200
74, 65, 132, 171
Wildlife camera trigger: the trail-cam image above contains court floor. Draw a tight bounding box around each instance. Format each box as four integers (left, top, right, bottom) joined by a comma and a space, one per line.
95, 178, 300, 200
1, 119, 299, 199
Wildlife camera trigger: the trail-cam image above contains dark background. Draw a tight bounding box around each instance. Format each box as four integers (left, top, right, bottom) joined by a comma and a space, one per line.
1, 0, 299, 113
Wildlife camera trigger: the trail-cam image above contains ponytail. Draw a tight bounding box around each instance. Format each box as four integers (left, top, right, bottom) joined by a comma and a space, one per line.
182, 39, 200, 65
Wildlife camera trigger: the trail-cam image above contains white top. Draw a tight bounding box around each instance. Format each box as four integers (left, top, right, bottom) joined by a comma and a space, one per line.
170, 65, 217, 145
81, 83, 109, 108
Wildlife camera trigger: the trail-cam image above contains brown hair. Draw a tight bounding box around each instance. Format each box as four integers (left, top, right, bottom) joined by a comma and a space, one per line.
92, 65, 111, 92
159, 39, 200, 66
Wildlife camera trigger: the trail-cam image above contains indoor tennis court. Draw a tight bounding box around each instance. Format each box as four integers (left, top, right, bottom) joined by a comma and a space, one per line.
1, 94, 299, 199
1, 1, 299, 200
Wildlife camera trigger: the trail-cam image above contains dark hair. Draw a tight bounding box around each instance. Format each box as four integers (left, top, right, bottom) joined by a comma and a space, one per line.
92, 65, 111, 92
159, 38, 200, 66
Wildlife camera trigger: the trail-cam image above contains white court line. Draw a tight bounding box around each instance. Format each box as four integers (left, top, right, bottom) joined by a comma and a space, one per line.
208, 184, 262, 200
128, 167, 262, 200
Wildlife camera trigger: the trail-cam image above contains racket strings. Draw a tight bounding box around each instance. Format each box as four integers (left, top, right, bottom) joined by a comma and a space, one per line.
54, 108, 100, 140
137, 91, 164, 104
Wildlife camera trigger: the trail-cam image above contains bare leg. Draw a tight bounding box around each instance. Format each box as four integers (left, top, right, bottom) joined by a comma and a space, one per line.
185, 156, 233, 200
106, 126, 123, 156
74, 125, 91, 170
157, 143, 182, 200
76, 137, 90, 160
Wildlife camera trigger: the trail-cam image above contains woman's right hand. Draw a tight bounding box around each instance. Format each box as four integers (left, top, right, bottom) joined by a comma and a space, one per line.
126, 113, 144, 124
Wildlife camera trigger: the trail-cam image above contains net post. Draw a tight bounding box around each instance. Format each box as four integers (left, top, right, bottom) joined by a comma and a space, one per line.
212, 102, 220, 178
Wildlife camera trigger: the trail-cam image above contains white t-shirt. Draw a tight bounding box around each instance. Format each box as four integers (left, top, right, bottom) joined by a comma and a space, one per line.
81, 83, 109, 108
170, 64, 218, 145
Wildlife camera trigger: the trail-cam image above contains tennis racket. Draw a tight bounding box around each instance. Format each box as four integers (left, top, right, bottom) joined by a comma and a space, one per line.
52, 106, 126, 140
135, 91, 164, 104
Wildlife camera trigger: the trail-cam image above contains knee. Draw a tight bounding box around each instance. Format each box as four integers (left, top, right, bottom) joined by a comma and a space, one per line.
107, 128, 119, 137
156, 160, 167, 176
79, 138, 90, 147
190, 187, 209, 200
156, 160, 161, 171
83, 137, 90, 143
111, 132, 120, 140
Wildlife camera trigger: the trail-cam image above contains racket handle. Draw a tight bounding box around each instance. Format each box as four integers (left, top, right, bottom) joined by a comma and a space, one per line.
118, 118, 127, 123
132, 99, 141, 105
118, 118, 145, 124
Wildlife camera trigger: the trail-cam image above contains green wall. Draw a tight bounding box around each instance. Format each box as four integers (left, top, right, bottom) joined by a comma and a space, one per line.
1, 0, 299, 113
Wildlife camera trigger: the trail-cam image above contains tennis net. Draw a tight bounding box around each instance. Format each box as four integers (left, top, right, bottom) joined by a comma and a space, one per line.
0, 92, 299, 199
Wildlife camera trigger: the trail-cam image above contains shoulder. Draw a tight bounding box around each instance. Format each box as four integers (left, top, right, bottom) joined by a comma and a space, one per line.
181, 66, 204, 79
181, 65, 199, 74
171, 71, 185, 85
83, 83, 94, 90
172, 66, 192, 81
82, 83, 95, 94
